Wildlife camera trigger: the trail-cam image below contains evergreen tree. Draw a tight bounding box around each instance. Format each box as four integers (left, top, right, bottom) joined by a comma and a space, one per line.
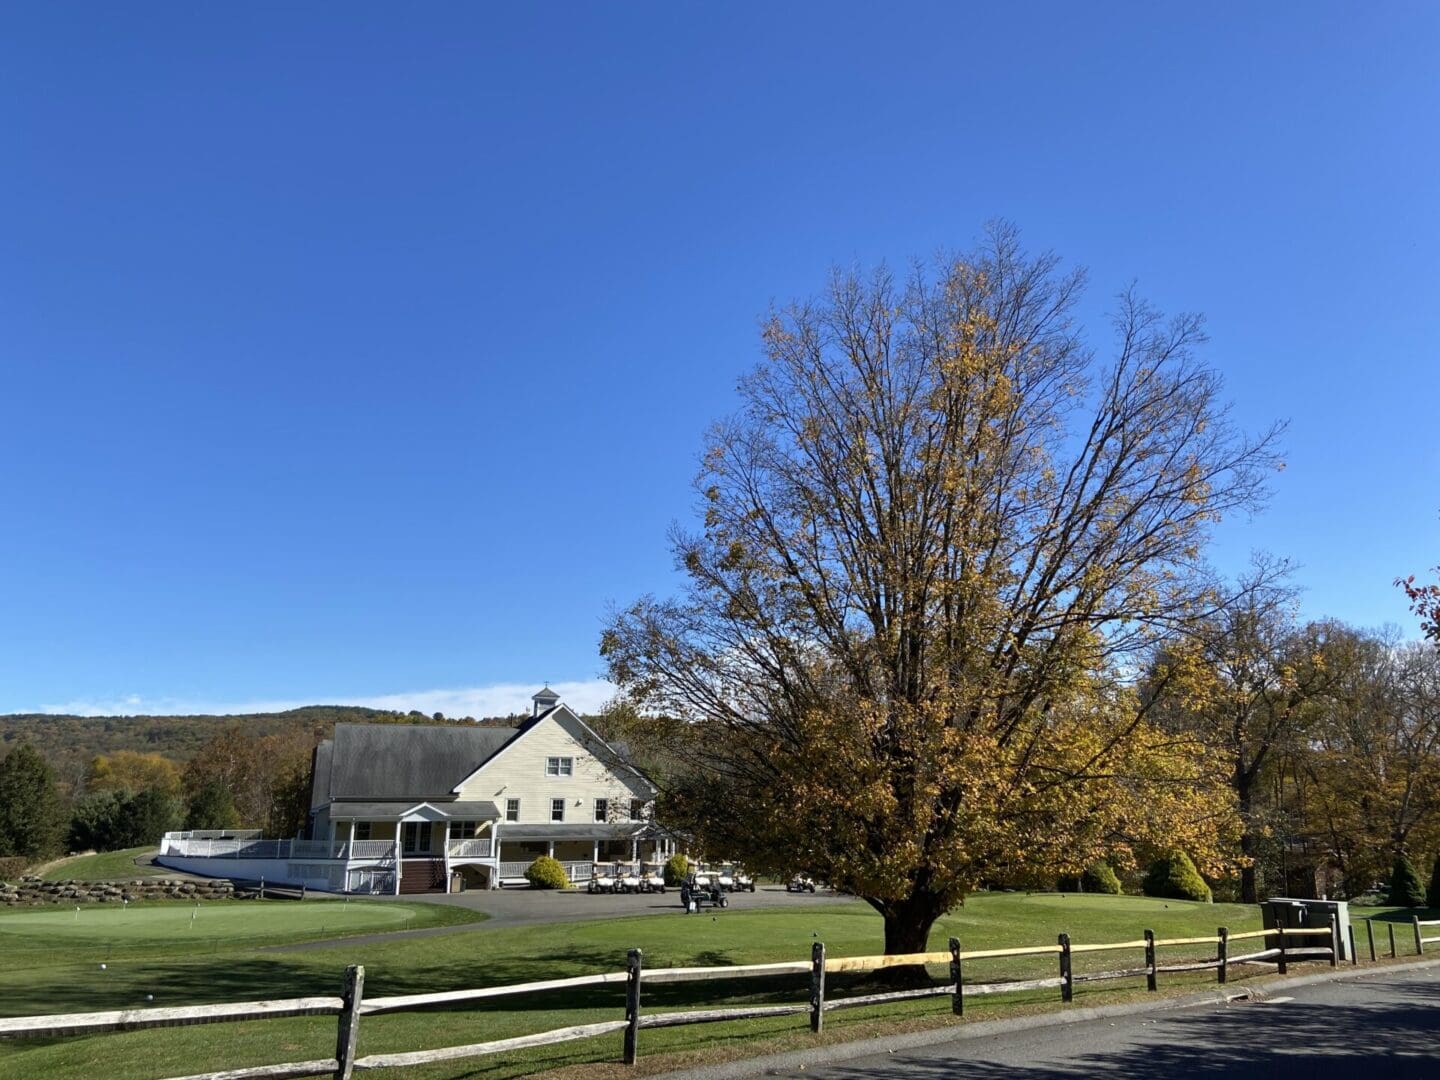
117, 788, 183, 847
69, 790, 129, 852
1083, 862, 1124, 895
1390, 854, 1427, 907
1142, 850, 1212, 902
185, 782, 239, 831
1428, 856, 1440, 910
0, 743, 64, 860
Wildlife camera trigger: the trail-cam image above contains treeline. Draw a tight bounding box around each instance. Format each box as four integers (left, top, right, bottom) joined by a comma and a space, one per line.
0, 707, 516, 875
0, 705, 446, 791
1133, 571, 1440, 904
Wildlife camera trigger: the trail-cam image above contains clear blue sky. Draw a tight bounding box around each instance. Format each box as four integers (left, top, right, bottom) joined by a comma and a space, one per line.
2, 3, 1437, 717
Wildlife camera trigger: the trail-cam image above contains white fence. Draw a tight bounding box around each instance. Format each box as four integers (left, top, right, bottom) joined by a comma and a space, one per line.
446, 839, 493, 859
498, 860, 594, 882
159, 835, 396, 861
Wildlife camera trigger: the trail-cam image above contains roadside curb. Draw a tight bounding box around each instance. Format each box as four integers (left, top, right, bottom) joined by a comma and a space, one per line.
656, 956, 1440, 1080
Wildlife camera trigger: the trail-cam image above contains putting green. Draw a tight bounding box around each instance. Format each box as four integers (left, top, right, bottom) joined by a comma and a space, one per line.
0, 900, 432, 946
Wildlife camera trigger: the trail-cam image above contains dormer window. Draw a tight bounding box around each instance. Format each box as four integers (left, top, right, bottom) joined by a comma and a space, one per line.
545, 756, 573, 777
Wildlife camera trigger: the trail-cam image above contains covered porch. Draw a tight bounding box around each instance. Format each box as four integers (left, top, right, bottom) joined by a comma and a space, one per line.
492, 823, 677, 887
328, 799, 500, 895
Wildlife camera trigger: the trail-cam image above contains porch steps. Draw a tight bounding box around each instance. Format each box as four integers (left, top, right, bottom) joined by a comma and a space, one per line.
399, 858, 446, 894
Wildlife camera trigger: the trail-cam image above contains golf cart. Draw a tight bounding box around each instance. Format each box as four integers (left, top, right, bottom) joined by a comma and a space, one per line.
690, 862, 714, 889
617, 862, 644, 894
587, 862, 618, 894
640, 861, 668, 893
715, 863, 736, 891
733, 865, 757, 892
679, 874, 729, 912
786, 873, 817, 893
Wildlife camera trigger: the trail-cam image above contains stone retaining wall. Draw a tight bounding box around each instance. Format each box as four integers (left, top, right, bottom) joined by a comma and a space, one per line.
0, 876, 237, 905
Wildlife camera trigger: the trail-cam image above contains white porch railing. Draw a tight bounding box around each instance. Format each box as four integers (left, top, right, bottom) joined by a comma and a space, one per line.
166, 829, 263, 841
160, 835, 396, 861
447, 838, 492, 859
498, 861, 593, 882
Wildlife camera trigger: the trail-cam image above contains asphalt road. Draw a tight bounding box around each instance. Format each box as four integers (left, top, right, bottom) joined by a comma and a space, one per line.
266, 885, 859, 951
764, 967, 1440, 1080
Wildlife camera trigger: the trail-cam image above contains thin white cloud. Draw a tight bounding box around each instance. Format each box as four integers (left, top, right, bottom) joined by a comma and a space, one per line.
38, 679, 617, 719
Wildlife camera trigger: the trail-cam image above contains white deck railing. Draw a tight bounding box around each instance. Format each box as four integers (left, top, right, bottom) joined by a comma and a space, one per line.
160, 835, 396, 862
498, 860, 593, 882
446, 838, 492, 859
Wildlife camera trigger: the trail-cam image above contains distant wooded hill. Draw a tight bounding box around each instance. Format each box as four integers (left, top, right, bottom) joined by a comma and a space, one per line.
0, 706, 523, 788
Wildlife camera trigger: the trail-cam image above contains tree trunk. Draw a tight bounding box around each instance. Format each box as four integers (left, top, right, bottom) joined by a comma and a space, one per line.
883, 910, 937, 955
1237, 780, 1259, 904
867, 893, 946, 986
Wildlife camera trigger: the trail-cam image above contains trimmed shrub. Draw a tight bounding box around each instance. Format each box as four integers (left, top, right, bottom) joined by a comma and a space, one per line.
1142, 850, 1211, 903
1389, 854, 1426, 907
525, 855, 570, 890
663, 853, 690, 887
1429, 857, 1440, 910
1082, 862, 1123, 895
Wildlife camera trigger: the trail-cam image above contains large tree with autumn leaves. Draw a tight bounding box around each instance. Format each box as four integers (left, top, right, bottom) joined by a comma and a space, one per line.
602, 225, 1283, 955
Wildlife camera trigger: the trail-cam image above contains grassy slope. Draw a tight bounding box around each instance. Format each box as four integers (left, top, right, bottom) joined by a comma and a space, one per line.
37, 847, 167, 882
0, 891, 1328, 1080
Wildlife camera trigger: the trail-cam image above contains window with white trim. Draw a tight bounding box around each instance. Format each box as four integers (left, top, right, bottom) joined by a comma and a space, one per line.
631, 799, 646, 821
353, 821, 372, 841
505, 798, 520, 822
594, 798, 608, 823
545, 756, 574, 777
550, 798, 566, 822
454, 821, 480, 840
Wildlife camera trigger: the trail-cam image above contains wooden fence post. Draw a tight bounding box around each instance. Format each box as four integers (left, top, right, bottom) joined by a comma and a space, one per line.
1414, 916, 1424, 956
1276, 915, 1288, 975
1389, 921, 1397, 959
624, 948, 642, 1065
949, 937, 963, 1016
1217, 927, 1228, 984
1366, 918, 1376, 962
1144, 929, 1157, 992
1058, 934, 1072, 1003
1348, 923, 1358, 966
1328, 913, 1339, 968
809, 942, 826, 1033
334, 964, 364, 1080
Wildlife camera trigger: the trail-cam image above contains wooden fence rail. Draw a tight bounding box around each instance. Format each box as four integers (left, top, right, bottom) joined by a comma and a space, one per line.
1412, 916, 1440, 954
0, 914, 1351, 1079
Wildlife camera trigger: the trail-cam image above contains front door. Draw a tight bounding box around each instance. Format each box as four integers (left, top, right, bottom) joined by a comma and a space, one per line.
402, 822, 433, 856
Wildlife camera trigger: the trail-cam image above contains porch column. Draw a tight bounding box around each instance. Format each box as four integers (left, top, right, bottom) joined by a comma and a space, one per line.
490, 822, 501, 889
592, 840, 599, 863
394, 824, 403, 896
547, 840, 555, 858
631, 836, 639, 862
442, 820, 452, 894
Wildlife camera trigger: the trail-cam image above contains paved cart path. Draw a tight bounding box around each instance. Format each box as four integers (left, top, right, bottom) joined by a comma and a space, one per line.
264, 885, 861, 952
738, 966, 1440, 1080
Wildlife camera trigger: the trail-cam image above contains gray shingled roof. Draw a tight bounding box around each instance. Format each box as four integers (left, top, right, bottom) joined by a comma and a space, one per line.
496, 823, 649, 841
309, 740, 335, 811
329, 800, 501, 820
322, 723, 521, 800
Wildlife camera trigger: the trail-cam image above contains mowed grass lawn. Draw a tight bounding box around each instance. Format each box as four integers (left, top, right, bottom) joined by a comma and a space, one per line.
0, 891, 1405, 1080
38, 847, 168, 882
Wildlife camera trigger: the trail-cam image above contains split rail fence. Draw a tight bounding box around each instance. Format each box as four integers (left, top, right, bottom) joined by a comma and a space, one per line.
0, 918, 1344, 1080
